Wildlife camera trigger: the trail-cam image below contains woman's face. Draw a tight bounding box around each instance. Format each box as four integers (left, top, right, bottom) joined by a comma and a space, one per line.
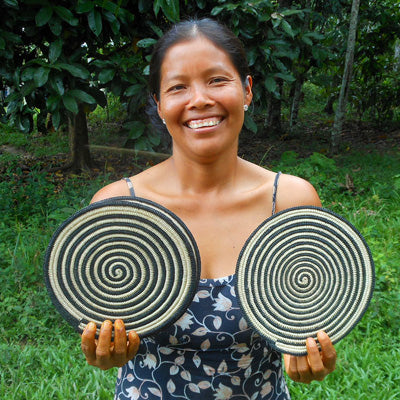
156, 37, 252, 161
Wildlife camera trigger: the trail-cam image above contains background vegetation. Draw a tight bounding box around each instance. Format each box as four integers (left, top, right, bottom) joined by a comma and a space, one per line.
1, 113, 399, 398
1, 0, 400, 399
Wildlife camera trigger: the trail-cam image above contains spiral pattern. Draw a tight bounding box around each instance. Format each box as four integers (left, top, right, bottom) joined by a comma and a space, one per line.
44, 197, 200, 338
236, 206, 374, 356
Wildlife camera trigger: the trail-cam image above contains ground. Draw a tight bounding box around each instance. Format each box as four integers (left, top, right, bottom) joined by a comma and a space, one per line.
1, 120, 399, 184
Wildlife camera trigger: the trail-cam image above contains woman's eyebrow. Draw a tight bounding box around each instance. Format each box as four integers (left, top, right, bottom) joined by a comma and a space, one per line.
162, 66, 234, 83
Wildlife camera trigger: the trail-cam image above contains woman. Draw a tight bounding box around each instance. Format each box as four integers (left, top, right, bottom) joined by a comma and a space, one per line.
81, 18, 336, 399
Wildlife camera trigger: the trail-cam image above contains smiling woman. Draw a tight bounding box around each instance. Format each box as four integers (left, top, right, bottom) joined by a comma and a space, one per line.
80, 18, 336, 399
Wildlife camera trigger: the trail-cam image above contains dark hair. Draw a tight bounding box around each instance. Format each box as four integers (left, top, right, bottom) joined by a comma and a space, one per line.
146, 18, 250, 138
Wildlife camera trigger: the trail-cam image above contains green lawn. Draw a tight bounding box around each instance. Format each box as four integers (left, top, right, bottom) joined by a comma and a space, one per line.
1, 125, 399, 399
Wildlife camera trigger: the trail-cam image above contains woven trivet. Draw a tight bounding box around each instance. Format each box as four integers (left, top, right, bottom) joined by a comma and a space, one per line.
236, 206, 374, 356
44, 197, 200, 338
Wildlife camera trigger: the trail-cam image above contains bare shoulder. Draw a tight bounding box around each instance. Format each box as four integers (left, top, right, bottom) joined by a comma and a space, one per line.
90, 180, 131, 204
275, 173, 322, 211
90, 160, 170, 204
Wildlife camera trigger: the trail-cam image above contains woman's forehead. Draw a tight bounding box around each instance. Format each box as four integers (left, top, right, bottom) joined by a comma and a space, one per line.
160, 37, 236, 80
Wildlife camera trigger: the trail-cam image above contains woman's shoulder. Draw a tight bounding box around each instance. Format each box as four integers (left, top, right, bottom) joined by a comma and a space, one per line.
275, 172, 322, 211
90, 160, 170, 204
90, 179, 131, 203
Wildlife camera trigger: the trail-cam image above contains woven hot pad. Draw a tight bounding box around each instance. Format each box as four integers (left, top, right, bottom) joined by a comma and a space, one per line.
236, 206, 374, 356
44, 197, 200, 338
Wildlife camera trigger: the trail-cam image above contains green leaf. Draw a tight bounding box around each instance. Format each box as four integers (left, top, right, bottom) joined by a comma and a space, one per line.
54, 6, 78, 26
153, 0, 162, 16
124, 121, 146, 139
147, 21, 163, 38
20, 67, 36, 81
301, 35, 313, 46
264, 76, 277, 92
275, 72, 296, 82
136, 38, 158, 48
124, 84, 144, 97
211, 6, 224, 16
244, 114, 257, 133
34, 67, 50, 87
280, 9, 303, 17
161, 0, 179, 22
49, 74, 65, 95
62, 94, 78, 114
281, 20, 294, 38
68, 89, 96, 104
46, 94, 61, 112
76, 0, 94, 13
52, 110, 61, 129
4, 0, 18, 7
57, 63, 90, 79
48, 17, 62, 36
103, 10, 120, 35
49, 38, 63, 63
88, 9, 102, 36
0, 37, 6, 50
98, 69, 115, 84
35, 6, 53, 27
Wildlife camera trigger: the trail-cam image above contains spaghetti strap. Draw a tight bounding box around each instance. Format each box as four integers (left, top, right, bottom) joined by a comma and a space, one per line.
123, 177, 135, 197
272, 171, 281, 215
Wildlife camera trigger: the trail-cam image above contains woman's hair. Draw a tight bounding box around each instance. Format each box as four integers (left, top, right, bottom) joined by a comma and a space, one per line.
146, 18, 250, 139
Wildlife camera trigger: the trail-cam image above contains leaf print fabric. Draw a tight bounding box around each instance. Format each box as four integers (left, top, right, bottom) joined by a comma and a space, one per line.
115, 275, 291, 400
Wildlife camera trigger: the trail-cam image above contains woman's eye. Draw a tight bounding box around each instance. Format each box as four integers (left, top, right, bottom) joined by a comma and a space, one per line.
210, 77, 227, 84
170, 85, 185, 92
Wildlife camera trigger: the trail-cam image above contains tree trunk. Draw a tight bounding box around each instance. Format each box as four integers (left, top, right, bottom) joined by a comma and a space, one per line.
265, 81, 283, 136
289, 77, 304, 130
323, 95, 336, 115
68, 104, 92, 171
331, 0, 360, 152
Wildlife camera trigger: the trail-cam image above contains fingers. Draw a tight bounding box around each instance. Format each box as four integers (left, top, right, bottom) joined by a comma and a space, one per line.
318, 331, 337, 372
113, 320, 128, 367
305, 337, 325, 381
284, 353, 300, 382
127, 330, 140, 360
81, 320, 139, 370
284, 331, 337, 383
81, 322, 97, 365
96, 320, 113, 366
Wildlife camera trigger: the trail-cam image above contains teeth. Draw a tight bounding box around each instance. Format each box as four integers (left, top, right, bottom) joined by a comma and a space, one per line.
187, 119, 221, 129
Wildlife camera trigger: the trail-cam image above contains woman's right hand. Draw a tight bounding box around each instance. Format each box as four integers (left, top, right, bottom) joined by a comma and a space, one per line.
81, 319, 140, 370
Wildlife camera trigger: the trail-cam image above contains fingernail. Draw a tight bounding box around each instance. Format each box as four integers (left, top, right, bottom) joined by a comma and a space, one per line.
307, 338, 315, 347
115, 319, 122, 329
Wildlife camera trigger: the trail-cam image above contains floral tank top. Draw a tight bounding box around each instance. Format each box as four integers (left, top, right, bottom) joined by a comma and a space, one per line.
115, 173, 290, 400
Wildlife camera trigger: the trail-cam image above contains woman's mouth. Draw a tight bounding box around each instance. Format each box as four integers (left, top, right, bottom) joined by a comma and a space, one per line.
185, 117, 223, 129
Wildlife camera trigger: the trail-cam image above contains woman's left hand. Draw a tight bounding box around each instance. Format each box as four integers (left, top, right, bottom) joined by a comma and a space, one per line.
283, 331, 337, 383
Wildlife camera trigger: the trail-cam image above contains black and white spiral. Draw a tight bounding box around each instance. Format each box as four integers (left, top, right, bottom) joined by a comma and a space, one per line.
236, 206, 374, 356
44, 197, 200, 338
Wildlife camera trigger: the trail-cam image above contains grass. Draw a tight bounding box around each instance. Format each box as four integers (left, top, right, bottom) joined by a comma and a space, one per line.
1, 122, 399, 399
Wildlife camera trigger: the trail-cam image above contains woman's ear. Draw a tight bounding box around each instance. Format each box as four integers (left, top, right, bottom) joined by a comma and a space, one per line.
244, 75, 253, 107
153, 94, 162, 120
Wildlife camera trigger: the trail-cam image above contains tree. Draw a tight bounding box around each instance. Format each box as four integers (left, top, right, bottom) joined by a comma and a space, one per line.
0, 0, 136, 171
331, 0, 360, 151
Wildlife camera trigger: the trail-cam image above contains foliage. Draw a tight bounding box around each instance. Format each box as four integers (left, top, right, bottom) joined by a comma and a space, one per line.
1, 0, 399, 156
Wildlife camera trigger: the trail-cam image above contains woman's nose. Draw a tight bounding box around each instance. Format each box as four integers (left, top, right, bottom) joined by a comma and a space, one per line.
188, 84, 215, 109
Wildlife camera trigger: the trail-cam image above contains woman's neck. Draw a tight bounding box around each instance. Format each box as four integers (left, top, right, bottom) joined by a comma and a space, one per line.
168, 149, 242, 196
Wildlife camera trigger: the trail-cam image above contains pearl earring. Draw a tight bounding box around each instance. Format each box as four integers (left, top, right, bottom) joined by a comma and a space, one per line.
244, 105, 248, 112
162, 119, 166, 125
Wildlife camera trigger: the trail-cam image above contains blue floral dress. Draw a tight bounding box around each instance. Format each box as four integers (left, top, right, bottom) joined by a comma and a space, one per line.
114, 274, 290, 399
115, 173, 290, 399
